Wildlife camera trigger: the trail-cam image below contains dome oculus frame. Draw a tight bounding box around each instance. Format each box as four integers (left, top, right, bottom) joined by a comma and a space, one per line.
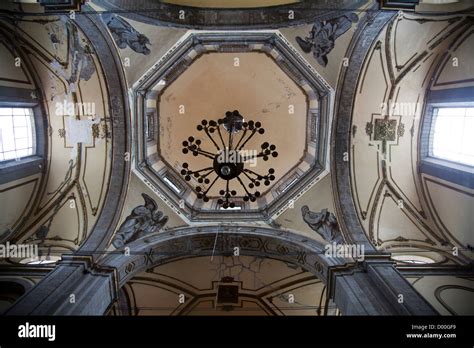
132, 31, 334, 222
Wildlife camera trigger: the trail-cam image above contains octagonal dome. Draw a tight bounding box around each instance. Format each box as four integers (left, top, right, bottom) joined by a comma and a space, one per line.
132, 32, 333, 222
159, 52, 307, 198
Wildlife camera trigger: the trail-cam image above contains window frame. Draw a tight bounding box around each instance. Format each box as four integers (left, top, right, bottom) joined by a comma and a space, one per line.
420, 87, 474, 189
0, 87, 46, 185
0, 106, 37, 162
146, 111, 155, 142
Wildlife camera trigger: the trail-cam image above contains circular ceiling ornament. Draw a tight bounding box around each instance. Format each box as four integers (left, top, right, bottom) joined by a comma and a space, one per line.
180, 110, 278, 209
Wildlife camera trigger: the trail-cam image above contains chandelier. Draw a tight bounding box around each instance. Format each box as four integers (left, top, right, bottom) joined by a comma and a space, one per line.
180, 110, 278, 209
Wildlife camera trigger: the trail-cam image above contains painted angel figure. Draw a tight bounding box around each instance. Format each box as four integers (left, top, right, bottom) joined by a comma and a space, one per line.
296, 13, 359, 67
101, 13, 151, 55
301, 205, 343, 244
112, 194, 168, 248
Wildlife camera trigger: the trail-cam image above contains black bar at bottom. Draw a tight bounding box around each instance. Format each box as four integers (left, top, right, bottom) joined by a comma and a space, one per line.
0, 316, 473, 346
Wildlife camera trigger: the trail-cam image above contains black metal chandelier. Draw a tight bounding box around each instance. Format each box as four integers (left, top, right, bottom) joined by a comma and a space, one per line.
180, 110, 278, 209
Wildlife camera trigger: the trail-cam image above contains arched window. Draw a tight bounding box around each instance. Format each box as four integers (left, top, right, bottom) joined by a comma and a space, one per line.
19, 255, 61, 265
420, 88, 474, 189
391, 254, 436, 265
0, 107, 36, 161
431, 107, 474, 166
0, 88, 46, 185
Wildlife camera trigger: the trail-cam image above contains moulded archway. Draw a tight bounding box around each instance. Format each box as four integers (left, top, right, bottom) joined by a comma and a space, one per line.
101, 225, 352, 287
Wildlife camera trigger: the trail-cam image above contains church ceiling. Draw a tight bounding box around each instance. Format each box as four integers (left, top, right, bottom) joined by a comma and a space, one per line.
0, 1, 470, 250
109, 256, 334, 316
0, 0, 472, 321
349, 12, 473, 263
0, 15, 114, 257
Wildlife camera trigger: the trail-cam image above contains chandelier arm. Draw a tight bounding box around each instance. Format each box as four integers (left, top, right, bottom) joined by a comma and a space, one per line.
203, 128, 221, 151
200, 168, 216, 178
195, 148, 217, 158
216, 125, 227, 149
234, 128, 248, 150
236, 176, 253, 198
242, 170, 255, 183
188, 166, 214, 174
238, 129, 257, 151
244, 168, 268, 180
228, 129, 234, 150
225, 180, 230, 205
193, 149, 215, 160
202, 175, 220, 196
241, 152, 266, 162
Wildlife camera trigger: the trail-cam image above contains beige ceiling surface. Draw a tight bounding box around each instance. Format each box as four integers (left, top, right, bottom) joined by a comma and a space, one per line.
114, 256, 329, 316
158, 52, 308, 198
349, 13, 473, 263
0, 18, 113, 254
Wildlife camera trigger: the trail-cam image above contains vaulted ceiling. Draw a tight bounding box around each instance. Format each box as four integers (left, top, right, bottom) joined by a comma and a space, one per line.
110, 256, 331, 316
0, 0, 472, 316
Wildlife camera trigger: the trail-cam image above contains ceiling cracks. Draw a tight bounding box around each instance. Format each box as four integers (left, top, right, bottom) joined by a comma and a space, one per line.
0, 0, 472, 317
111, 256, 331, 316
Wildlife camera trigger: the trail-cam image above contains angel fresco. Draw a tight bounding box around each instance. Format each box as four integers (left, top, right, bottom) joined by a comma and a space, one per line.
296, 13, 359, 67
112, 193, 168, 248
101, 13, 151, 55
301, 205, 344, 244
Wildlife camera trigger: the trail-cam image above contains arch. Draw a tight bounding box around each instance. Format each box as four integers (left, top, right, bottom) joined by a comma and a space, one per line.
99, 225, 352, 288
331, 9, 396, 251
0, 24, 49, 244
0, 278, 33, 314
93, 0, 368, 29
435, 285, 474, 315
71, 13, 131, 255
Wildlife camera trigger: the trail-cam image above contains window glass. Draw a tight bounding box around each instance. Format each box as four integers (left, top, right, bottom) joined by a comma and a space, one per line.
432, 107, 474, 166
0, 107, 36, 162
391, 255, 435, 264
